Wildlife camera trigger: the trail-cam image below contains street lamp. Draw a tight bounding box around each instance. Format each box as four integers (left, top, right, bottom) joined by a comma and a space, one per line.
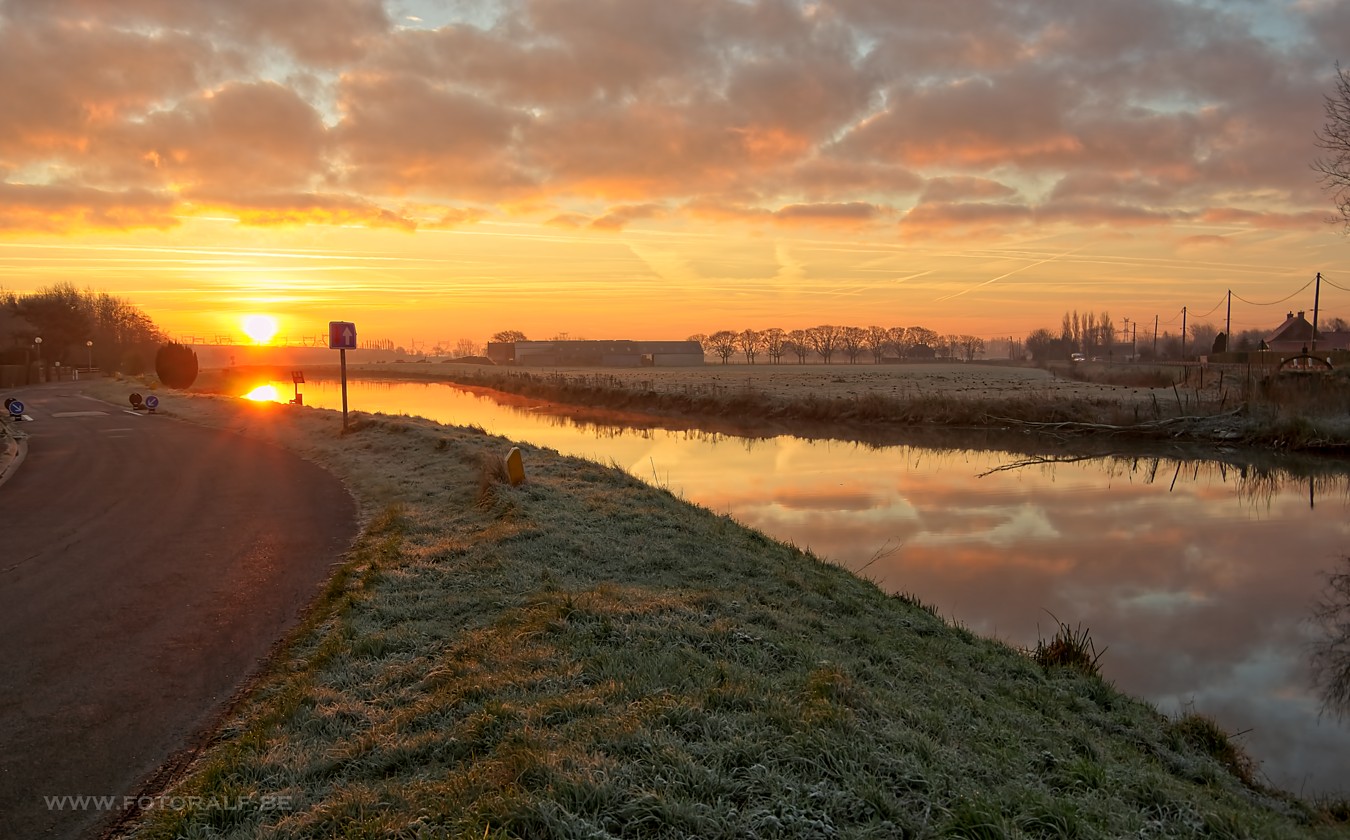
86, 339, 93, 370
33, 336, 42, 384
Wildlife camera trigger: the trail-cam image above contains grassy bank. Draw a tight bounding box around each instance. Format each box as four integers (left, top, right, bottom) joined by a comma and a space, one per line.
99, 387, 1345, 838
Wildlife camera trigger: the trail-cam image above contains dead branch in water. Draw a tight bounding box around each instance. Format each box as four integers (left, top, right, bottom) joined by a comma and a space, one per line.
977, 453, 1109, 477
984, 408, 1244, 436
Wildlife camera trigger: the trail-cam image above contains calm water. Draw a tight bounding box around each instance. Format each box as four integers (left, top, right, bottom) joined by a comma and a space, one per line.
256, 378, 1350, 796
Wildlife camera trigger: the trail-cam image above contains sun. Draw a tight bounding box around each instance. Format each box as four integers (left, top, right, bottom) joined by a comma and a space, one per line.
241, 314, 279, 344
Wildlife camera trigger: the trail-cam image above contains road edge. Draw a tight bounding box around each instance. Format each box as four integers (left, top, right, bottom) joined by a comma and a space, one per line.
0, 421, 28, 489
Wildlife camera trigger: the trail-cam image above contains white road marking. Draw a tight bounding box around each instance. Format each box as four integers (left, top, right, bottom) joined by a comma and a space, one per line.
52, 411, 110, 418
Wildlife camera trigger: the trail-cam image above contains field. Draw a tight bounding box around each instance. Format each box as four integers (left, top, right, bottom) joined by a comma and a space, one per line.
342, 360, 1164, 405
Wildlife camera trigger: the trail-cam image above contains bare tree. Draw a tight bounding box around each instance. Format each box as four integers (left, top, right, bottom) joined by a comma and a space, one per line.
738, 328, 763, 364
806, 324, 841, 363
707, 330, 739, 364
786, 329, 811, 363
887, 326, 910, 359
1315, 64, 1350, 230
864, 326, 889, 363
1189, 321, 1219, 356
453, 338, 480, 358
762, 327, 786, 364
1099, 313, 1116, 357
958, 335, 985, 361
839, 326, 867, 364
491, 330, 527, 343
687, 333, 708, 361
908, 326, 939, 356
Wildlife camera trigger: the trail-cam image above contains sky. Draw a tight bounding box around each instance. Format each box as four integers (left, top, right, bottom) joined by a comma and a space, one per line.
2, 0, 1350, 348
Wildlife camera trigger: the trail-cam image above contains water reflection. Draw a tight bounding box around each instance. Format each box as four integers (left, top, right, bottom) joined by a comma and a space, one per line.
1311, 557, 1350, 723
243, 377, 1350, 796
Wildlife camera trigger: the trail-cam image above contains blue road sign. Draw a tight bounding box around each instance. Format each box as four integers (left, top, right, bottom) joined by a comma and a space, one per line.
329, 321, 357, 350
7, 400, 24, 417
144, 395, 159, 411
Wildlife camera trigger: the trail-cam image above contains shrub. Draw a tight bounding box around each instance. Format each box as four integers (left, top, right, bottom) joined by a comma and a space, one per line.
154, 342, 199, 389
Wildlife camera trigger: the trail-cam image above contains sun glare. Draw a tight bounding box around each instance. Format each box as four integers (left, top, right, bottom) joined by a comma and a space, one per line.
243, 384, 280, 402
242, 314, 279, 344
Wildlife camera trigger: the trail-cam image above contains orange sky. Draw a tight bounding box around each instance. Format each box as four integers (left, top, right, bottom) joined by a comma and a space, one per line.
2, 0, 1349, 347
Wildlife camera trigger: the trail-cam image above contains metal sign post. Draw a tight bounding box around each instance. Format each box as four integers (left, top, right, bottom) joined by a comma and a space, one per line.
328, 321, 357, 430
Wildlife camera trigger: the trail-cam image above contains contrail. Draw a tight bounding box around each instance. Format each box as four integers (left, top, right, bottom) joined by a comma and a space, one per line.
934, 245, 1084, 303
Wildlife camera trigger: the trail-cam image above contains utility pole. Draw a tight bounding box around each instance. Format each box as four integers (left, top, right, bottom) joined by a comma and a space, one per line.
1225, 290, 1231, 346
1153, 315, 1159, 359
1132, 322, 1137, 361
1312, 272, 1322, 354
1181, 306, 1187, 360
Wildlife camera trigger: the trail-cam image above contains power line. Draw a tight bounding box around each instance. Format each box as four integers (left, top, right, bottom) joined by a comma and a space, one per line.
1190, 294, 1227, 319
1232, 278, 1314, 306
1322, 273, 1350, 293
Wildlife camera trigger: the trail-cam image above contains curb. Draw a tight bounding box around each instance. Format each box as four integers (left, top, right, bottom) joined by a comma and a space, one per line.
0, 422, 28, 489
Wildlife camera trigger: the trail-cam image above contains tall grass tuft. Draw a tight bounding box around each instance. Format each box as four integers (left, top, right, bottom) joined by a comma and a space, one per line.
475, 450, 510, 507
1032, 614, 1106, 678
1167, 712, 1258, 789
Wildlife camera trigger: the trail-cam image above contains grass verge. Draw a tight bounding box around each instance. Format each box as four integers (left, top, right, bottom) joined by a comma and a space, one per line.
99, 388, 1346, 839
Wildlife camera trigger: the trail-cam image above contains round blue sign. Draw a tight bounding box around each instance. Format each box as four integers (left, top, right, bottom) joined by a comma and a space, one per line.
7, 400, 23, 417
144, 395, 159, 409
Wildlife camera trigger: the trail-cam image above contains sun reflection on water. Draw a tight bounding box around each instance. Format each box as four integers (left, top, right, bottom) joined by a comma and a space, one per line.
242, 384, 281, 402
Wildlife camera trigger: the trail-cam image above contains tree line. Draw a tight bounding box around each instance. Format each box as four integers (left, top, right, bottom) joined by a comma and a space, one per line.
1, 283, 165, 373
1023, 309, 1348, 362
689, 326, 985, 364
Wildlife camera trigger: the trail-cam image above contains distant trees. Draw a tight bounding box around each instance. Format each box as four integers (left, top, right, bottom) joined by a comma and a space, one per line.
1188, 322, 1218, 358
762, 328, 786, 364
865, 326, 889, 363
839, 326, 866, 364
453, 338, 481, 358
491, 330, 527, 343
1025, 328, 1067, 362
737, 329, 762, 364
690, 323, 974, 364
707, 330, 739, 364
1, 283, 163, 372
806, 324, 841, 363
1057, 309, 1117, 356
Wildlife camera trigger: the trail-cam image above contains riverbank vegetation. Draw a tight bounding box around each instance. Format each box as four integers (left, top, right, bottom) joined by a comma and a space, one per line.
206, 359, 1350, 452
97, 386, 1347, 838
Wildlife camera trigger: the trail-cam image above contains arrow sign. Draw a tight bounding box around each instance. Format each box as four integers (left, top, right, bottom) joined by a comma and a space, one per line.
7, 400, 24, 417
144, 395, 159, 412
328, 321, 357, 350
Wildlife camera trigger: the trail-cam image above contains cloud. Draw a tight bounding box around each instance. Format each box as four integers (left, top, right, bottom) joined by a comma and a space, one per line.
773, 201, 886, 226
590, 204, 666, 231
0, 182, 177, 232
0, 0, 1345, 236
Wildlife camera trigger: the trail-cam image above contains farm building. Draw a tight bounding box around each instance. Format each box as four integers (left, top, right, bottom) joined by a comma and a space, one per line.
1264, 311, 1350, 355
486, 340, 704, 367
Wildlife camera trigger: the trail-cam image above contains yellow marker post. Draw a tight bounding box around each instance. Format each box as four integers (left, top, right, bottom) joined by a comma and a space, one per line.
505, 447, 526, 485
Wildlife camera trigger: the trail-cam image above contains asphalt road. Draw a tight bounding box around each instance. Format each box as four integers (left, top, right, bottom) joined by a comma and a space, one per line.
0, 386, 356, 839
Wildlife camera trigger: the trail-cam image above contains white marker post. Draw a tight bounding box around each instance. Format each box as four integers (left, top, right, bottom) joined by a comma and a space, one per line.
328, 321, 357, 430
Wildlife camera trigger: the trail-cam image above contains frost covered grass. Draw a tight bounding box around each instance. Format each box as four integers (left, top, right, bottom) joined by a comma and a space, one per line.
82, 383, 1346, 838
